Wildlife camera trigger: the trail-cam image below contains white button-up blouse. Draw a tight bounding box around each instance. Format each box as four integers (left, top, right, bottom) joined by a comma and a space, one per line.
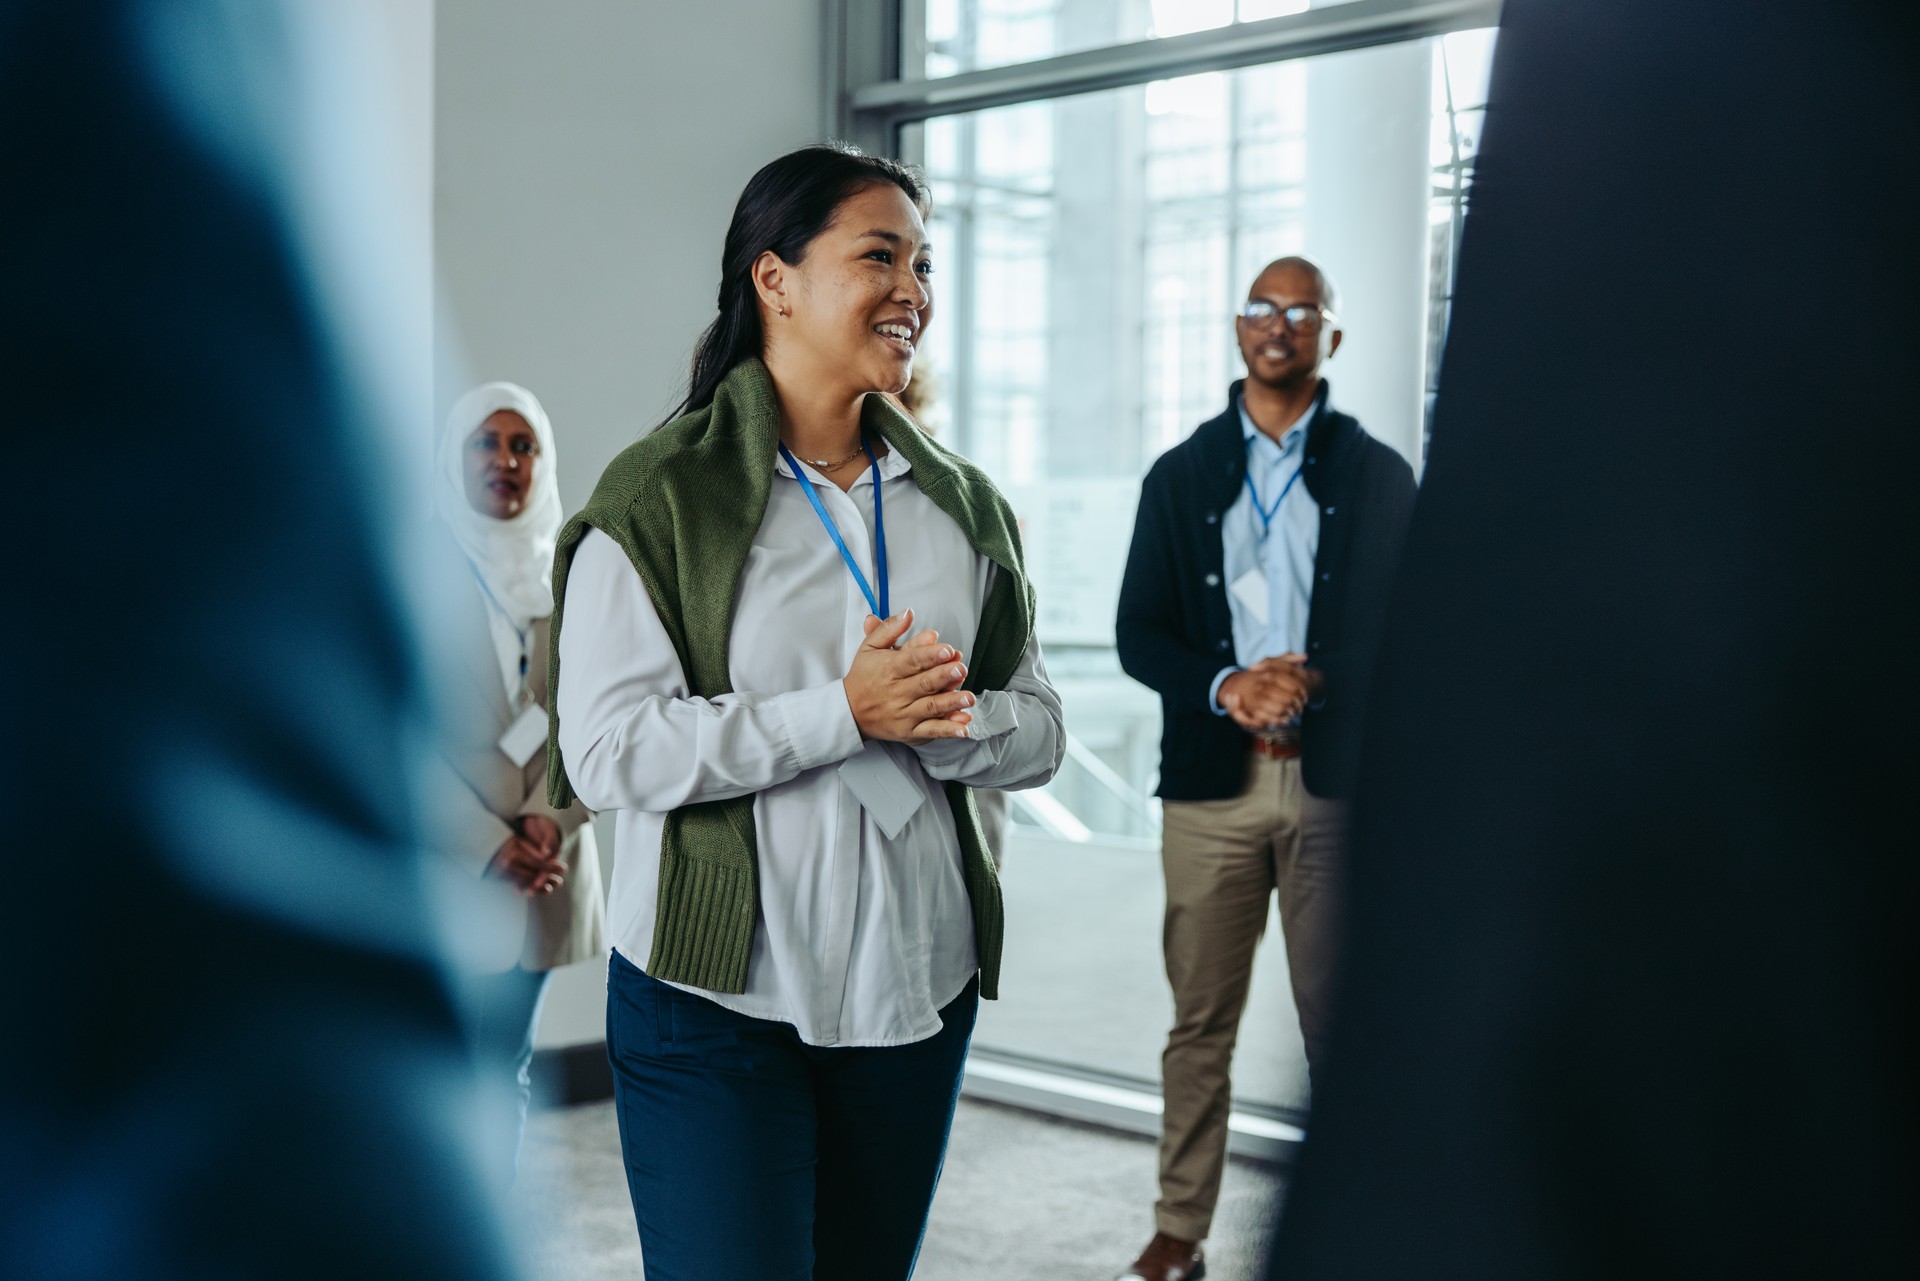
556, 445, 1064, 1047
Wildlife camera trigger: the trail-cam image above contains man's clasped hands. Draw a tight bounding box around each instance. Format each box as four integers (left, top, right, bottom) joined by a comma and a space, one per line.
1217, 653, 1320, 734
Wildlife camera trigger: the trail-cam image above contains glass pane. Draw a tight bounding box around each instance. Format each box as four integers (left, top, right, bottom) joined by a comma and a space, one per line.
903, 28, 1497, 1113
1426, 25, 1496, 442
921, 0, 1368, 79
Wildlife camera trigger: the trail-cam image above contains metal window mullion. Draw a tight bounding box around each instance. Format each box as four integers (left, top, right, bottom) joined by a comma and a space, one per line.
953, 107, 979, 459
830, 0, 904, 150
900, 0, 929, 83
1226, 66, 1244, 334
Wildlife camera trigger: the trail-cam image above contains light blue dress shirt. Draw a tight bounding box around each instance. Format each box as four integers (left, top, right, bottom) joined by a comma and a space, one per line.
1207, 394, 1321, 714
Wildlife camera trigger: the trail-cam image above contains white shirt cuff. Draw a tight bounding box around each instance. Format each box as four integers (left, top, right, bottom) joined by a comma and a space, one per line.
772, 680, 864, 771
1208, 667, 1239, 716
961, 688, 1019, 741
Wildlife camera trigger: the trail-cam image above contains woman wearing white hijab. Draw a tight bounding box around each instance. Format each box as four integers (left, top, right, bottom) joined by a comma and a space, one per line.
432, 381, 605, 1179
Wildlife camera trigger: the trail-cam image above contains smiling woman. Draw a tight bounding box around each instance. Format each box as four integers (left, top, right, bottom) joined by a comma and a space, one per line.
545, 143, 1065, 1279
753, 181, 937, 484
662, 145, 940, 485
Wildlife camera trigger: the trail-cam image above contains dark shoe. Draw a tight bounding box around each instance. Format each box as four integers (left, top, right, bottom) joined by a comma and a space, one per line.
1117, 1231, 1206, 1281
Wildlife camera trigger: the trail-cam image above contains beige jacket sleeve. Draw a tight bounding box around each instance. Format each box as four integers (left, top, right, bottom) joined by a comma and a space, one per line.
420, 745, 515, 877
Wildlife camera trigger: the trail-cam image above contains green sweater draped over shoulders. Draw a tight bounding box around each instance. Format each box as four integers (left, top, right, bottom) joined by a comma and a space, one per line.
545, 358, 1033, 1000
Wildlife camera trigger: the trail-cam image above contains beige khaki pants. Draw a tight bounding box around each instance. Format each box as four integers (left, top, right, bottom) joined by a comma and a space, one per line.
1154, 753, 1347, 1242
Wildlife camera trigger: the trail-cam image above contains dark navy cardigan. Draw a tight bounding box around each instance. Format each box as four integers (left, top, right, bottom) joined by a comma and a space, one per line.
1116, 380, 1417, 801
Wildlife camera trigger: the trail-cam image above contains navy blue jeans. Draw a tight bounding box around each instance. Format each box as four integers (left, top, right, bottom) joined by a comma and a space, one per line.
606, 950, 978, 1280
471, 965, 551, 1186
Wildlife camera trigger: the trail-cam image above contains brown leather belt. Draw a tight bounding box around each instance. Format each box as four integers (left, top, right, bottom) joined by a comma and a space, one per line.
1250, 736, 1301, 761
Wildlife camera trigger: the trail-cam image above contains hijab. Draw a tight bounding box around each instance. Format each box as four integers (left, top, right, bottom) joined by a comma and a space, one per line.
434, 381, 562, 628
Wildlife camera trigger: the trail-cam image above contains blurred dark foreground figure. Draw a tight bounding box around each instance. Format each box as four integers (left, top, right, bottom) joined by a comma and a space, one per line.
1270, 1, 1918, 1278
0, 2, 516, 1277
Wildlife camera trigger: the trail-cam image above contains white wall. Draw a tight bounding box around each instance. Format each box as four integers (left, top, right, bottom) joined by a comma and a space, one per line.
436, 0, 829, 510
435, 0, 829, 1047
373, 0, 436, 476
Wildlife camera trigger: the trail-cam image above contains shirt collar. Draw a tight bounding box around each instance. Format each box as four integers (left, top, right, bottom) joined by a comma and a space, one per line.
1237, 389, 1318, 457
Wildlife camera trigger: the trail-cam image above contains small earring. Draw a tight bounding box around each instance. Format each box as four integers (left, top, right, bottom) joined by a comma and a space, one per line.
778, 306, 791, 318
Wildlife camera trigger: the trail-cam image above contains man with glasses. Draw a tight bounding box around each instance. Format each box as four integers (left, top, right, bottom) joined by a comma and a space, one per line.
1114, 256, 1417, 1281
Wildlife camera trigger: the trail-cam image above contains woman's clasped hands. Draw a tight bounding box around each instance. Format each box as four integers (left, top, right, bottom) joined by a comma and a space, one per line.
842, 607, 976, 744
484, 813, 565, 897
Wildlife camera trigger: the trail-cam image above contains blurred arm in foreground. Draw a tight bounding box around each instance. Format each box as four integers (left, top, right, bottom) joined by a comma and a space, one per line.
0, 2, 516, 1277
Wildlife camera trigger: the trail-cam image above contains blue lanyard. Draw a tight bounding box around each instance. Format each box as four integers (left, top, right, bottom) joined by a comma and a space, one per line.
467, 562, 530, 681
1243, 437, 1305, 542
778, 440, 889, 619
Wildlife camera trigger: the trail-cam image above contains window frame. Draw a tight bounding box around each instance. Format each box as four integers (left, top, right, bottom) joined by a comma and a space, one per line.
829, 0, 1503, 158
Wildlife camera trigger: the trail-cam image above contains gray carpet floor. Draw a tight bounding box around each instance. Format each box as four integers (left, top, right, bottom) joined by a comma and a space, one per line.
514, 1096, 1287, 1280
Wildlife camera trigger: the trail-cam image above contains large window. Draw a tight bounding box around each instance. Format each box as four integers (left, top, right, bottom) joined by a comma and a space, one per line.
905, 20, 1496, 847
838, 0, 1499, 1138
917, 0, 1373, 79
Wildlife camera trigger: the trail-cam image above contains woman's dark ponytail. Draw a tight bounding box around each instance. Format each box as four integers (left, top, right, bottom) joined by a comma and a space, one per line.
661, 143, 930, 427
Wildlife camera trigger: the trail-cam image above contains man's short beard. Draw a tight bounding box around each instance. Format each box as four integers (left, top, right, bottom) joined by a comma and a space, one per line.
1248, 360, 1317, 392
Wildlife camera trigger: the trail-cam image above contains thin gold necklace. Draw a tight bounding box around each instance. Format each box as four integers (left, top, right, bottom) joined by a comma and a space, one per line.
802, 441, 869, 471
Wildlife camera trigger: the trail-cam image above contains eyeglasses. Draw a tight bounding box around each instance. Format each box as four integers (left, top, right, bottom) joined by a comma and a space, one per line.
1238, 299, 1336, 335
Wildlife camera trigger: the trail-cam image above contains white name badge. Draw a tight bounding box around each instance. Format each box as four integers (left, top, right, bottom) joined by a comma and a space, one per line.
1230, 567, 1271, 626
837, 741, 927, 840
498, 702, 549, 768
